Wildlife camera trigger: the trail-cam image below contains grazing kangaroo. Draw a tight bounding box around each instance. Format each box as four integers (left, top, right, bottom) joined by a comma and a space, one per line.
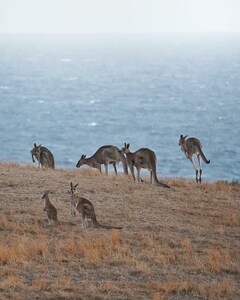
31, 143, 55, 169
42, 191, 58, 223
121, 143, 170, 188
179, 135, 210, 183
69, 182, 122, 229
76, 145, 128, 175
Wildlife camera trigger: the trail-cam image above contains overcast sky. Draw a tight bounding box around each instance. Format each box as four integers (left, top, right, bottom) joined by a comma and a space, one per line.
0, 0, 240, 34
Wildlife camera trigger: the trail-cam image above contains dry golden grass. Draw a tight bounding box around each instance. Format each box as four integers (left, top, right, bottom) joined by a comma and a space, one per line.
0, 162, 239, 299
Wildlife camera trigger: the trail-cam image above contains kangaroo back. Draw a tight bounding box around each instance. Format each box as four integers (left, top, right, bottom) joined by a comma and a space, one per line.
70, 182, 122, 229
42, 191, 58, 222
122, 144, 170, 188
31, 143, 55, 169
179, 134, 210, 183
185, 137, 210, 164
40, 147, 55, 168
76, 145, 128, 175
101, 146, 128, 174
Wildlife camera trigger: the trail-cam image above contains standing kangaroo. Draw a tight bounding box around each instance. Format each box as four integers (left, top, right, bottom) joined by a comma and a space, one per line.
31, 143, 55, 169
69, 182, 122, 229
121, 143, 170, 188
179, 135, 210, 183
42, 191, 58, 224
76, 145, 128, 175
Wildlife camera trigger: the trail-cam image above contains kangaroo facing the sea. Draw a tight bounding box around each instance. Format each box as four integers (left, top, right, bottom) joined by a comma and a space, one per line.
69, 182, 122, 229
121, 143, 170, 188
31, 143, 55, 169
179, 135, 210, 183
76, 145, 128, 175
42, 191, 58, 224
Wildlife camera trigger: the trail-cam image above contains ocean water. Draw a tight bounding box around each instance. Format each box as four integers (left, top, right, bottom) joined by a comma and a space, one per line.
0, 33, 239, 182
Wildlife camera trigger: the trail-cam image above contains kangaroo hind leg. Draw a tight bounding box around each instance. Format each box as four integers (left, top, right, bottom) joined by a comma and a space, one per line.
81, 212, 88, 229
128, 163, 135, 181
137, 167, 142, 182
149, 170, 153, 184
104, 163, 109, 176
113, 162, 118, 175
189, 157, 199, 183
197, 154, 202, 183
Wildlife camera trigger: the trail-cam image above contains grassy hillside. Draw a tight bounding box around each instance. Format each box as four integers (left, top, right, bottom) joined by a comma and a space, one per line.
0, 162, 239, 300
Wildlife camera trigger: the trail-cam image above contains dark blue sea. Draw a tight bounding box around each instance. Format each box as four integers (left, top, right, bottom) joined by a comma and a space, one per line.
0, 33, 239, 182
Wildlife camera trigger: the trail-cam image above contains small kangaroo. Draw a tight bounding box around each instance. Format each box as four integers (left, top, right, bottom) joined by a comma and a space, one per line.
69, 182, 122, 229
76, 145, 128, 175
179, 135, 210, 183
31, 143, 55, 169
42, 191, 58, 223
121, 143, 170, 188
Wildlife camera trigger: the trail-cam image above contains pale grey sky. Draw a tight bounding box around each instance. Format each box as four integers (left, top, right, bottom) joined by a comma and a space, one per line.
0, 0, 240, 34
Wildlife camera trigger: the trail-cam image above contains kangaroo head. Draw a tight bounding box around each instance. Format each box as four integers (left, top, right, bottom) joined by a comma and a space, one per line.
76, 154, 87, 168
70, 182, 79, 194
31, 143, 42, 160
121, 143, 130, 154
42, 190, 52, 199
179, 135, 188, 146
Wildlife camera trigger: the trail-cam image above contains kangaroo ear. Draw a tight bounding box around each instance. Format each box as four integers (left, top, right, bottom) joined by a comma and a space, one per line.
127, 143, 130, 148
74, 183, 79, 188
184, 135, 188, 139
84, 154, 86, 158
124, 143, 127, 147
70, 182, 73, 188
80, 154, 84, 159
180, 135, 183, 139
34, 143, 37, 147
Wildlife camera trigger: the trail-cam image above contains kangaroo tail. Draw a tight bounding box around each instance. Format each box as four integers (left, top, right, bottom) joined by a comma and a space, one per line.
52, 158, 55, 169
91, 214, 100, 228
152, 162, 170, 188
199, 147, 210, 164
91, 214, 121, 229
98, 224, 122, 229
154, 181, 170, 188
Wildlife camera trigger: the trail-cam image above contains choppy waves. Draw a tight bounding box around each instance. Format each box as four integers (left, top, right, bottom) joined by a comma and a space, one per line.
0, 34, 240, 181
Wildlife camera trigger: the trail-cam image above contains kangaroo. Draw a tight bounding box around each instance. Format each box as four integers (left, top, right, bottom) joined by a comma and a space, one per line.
179, 135, 210, 183
121, 143, 170, 188
69, 182, 122, 229
31, 143, 55, 169
42, 191, 58, 224
76, 145, 128, 175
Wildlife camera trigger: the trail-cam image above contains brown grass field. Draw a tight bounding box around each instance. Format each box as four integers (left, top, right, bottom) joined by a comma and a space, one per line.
0, 162, 239, 300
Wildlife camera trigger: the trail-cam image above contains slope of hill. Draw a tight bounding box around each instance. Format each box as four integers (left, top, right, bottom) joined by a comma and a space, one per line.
0, 162, 239, 299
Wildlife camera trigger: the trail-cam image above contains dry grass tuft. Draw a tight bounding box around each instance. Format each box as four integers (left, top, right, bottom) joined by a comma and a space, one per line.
0, 244, 12, 265
77, 168, 101, 177
78, 231, 128, 265
212, 180, 240, 192
0, 236, 48, 265
148, 277, 236, 299
221, 210, 240, 226
206, 248, 232, 273
207, 277, 236, 299
0, 272, 22, 291
0, 161, 20, 168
